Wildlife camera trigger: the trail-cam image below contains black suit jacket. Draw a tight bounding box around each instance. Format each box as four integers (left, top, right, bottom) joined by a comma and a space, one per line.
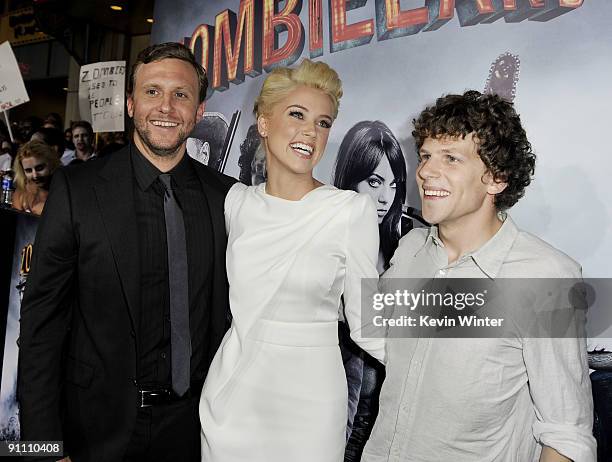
17, 145, 235, 461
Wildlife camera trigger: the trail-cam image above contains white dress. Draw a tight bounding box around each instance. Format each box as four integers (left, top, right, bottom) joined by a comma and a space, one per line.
199, 182, 385, 462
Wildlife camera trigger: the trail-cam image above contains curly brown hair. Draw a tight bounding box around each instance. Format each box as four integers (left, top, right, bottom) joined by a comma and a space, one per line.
412, 90, 535, 211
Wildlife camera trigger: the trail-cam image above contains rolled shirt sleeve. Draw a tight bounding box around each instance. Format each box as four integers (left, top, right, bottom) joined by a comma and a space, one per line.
525, 336, 596, 461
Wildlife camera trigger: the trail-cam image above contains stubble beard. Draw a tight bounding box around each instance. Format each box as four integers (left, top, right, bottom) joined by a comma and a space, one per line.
134, 117, 190, 158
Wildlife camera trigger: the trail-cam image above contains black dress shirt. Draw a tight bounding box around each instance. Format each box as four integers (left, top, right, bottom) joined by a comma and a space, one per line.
131, 145, 213, 389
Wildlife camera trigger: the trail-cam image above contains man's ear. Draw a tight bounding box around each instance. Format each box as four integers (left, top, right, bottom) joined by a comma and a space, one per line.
257, 114, 268, 138
484, 171, 508, 196
127, 95, 134, 118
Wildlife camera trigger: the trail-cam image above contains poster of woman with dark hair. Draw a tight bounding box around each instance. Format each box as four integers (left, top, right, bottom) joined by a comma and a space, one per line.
332, 120, 409, 460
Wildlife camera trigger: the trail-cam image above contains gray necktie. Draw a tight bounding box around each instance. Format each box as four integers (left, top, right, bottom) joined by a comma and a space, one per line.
159, 173, 191, 396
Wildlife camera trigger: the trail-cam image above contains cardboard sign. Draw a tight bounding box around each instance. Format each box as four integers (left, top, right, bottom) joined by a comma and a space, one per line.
78, 61, 126, 132
0, 41, 30, 111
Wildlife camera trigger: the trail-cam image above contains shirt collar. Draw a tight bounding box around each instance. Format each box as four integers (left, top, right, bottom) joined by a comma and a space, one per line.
414, 214, 519, 278
414, 226, 444, 257
131, 144, 161, 191
469, 214, 518, 278
131, 145, 195, 191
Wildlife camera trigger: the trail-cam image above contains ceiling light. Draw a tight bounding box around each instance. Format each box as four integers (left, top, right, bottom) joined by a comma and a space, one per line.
110, 5, 123, 11
146, 18, 154, 23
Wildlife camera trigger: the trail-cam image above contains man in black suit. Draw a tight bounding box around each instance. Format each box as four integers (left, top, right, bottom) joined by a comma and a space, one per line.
17, 42, 235, 461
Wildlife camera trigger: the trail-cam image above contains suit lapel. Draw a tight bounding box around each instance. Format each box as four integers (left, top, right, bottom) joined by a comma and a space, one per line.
94, 146, 141, 333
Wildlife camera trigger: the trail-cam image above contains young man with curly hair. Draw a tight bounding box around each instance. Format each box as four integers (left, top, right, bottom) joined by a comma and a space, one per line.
362, 91, 595, 462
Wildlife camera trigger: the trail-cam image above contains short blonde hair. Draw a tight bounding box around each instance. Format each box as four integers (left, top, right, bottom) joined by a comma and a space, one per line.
254, 59, 343, 120
13, 140, 60, 191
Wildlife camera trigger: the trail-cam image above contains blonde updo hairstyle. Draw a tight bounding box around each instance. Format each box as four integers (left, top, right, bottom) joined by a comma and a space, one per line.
13, 140, 61, 191
254, 59, 343, 121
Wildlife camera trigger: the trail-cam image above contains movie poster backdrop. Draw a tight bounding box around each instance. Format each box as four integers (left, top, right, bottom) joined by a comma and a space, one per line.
152, 2, 611, 455
0, 214, 38, 439
152, 0, 612, 346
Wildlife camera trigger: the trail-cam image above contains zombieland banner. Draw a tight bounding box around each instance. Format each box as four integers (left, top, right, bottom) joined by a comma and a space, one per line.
151, 0, 611, 345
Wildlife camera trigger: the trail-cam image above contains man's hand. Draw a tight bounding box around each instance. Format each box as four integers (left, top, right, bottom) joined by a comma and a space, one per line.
57, 457, 71, 462
540, 446, 572, 462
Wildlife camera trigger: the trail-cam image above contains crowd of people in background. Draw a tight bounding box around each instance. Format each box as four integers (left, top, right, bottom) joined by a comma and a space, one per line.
0, 113, 128, 216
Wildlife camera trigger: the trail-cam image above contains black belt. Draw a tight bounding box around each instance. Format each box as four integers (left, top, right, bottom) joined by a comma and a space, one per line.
137, 381, 204, 408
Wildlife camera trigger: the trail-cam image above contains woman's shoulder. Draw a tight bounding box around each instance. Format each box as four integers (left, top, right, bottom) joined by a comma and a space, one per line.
224, 182, 251, 214
228, 182, 249, 195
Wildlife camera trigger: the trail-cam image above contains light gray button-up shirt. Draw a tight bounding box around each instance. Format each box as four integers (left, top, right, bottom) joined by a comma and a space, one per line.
362, 216, 596, 462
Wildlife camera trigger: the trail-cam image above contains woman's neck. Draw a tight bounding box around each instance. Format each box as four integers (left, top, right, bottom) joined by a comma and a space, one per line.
264, 157, 322, 201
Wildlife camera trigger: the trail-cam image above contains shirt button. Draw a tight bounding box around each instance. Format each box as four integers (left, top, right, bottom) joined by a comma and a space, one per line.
161, 352, 167, 359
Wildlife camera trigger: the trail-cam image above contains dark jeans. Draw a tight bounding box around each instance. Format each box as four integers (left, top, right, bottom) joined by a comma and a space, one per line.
592, 370, 612, 461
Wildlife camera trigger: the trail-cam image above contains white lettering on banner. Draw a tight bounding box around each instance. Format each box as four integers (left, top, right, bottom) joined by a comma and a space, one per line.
78, 60, 126, 132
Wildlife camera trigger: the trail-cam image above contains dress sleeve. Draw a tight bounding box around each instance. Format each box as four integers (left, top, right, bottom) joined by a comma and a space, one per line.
224, 182, 247, 235
343, 193, 386, 363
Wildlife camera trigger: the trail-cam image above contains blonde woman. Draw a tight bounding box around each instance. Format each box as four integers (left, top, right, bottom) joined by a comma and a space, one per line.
12, 140, 60, 215
199, 60, 385, 461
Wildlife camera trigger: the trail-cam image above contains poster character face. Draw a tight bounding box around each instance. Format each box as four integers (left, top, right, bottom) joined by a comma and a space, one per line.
416, 134, 501, 227
186, 137, 210, 165
188, 113, 230, 172
238, 124, 262, 185
333, 120, 407, 270
21, 156, 50, 187
258, 85, 334, 177
250, 149, 266, 186
356, 155, 396, 224
127, 58, 204, 158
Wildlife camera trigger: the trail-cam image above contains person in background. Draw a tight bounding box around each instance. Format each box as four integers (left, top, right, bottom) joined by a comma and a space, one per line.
237, 123, 265, 186
30, 126, 66, 159
17, 116, 42, 142
64, 127, 75, 151
61, 120, 95, 165
113, 131, 128, 146
332, 120, 408, 459
0, 136, 14, 172
11, 140, 60, 215
43, 112, 63, 131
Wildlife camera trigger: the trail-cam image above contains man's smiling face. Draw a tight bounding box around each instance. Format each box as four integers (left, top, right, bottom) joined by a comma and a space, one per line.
127, 58, 204, 159
416, 134, 499, 228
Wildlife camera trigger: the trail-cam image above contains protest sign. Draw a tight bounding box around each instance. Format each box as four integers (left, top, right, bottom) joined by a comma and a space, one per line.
78, 60, 126, 132
0, 41, 30, 112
